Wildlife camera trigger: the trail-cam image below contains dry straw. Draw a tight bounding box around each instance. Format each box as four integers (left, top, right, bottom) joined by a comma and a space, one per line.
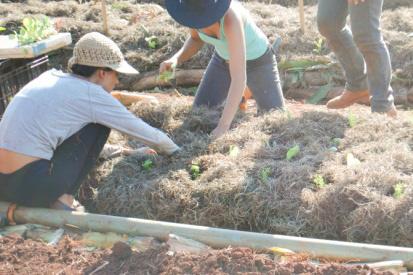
90, 97, 413, 247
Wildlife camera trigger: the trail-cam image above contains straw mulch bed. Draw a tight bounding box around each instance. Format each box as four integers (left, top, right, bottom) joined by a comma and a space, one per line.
91, 97, 413, 247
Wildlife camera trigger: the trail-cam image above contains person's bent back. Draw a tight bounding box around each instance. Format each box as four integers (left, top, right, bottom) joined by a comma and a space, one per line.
0, 32, 179, 211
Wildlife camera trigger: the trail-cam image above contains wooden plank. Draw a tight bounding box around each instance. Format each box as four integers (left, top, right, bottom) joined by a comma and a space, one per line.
298, 0, 306, 33
101, 0, 109, 35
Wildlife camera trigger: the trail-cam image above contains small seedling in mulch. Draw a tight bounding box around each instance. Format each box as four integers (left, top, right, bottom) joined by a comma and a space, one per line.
190, 164, 201, 180
286, 144, 300, 161
393, 182, 405, 199
145, 35, 159, 49
312, 37, 326, 55
348, 112, 358, 128
142, 159, 153, 171
313, 174, 326, 189
228, 145, 240, 157
259, 167, 271, 183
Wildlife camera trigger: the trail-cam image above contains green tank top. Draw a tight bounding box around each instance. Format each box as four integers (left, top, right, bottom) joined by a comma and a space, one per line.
197, 2, 268, 61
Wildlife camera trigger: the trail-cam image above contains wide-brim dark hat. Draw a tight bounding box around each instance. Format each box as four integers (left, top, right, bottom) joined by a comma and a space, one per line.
165, 0, 231, 29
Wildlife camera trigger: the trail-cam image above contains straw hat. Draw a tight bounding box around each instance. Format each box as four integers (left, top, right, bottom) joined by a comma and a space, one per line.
68, 32, 139, 75
165, 0, 231, 29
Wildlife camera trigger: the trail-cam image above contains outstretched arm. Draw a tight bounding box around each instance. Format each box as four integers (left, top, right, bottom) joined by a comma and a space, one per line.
160, 30, 204, 73
211, 8, 246, 139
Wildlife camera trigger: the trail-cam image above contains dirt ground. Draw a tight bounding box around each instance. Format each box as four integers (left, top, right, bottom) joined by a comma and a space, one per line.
0, 234, 397, 274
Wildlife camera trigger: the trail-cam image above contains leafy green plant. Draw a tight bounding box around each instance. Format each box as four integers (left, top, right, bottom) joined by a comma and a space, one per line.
190, 164, 201, 180
313, 174, 326, 189
0, 27, 6, 32
145, 35, 158, 49
312, 37, 326, 55
14, 16, 57, 46
286, 145, 300, 161
393, 182, 405, 199
259, 167, 271, 183
228, 145, 240, 157
142, 159, 153, 171
348, 112, 358, 128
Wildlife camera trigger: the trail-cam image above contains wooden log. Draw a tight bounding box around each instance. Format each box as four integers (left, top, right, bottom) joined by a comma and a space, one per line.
1, 201, 413, 263
129, 69, 413, 106
131, 69, 204, 91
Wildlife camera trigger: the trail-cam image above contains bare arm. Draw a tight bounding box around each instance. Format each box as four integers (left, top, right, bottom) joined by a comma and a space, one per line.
347, 0, 365, 5
160, 30, 204, 72
211, 8, 246, 139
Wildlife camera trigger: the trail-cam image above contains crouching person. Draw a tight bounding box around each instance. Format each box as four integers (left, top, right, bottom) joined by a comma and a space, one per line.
0, 32, 179, 211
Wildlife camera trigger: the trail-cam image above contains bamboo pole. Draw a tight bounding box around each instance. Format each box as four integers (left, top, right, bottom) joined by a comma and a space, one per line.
1, 201, 413, 263
101, 0, 109, 35
298, 0, 306, 33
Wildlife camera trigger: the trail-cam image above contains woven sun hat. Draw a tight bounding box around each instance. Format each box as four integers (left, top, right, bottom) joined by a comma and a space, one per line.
165, 0, 231, 29
68, 32, 139, 75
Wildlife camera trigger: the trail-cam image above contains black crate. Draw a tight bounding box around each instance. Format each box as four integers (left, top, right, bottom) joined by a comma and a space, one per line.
0, 55, 49, 117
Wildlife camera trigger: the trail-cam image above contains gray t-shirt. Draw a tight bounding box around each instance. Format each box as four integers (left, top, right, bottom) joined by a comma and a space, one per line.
0, 69, 179, 160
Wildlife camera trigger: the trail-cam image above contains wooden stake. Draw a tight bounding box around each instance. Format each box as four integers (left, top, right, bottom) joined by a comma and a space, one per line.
101, 0, 109, 35
298, 0, 306, 33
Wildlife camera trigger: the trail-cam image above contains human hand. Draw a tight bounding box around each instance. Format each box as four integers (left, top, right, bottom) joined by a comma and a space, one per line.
159, 58, 177, 74
347, 0, 366, 5
211, 124, 230, 140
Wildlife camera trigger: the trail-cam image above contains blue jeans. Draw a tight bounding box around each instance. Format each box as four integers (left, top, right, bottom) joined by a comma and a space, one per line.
317, 0, 394, 112
0, 124, 110, 207
194, 47, 285, 112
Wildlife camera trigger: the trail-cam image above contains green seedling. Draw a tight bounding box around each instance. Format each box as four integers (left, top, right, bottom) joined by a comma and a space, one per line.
190, 164, 201, 180
259, 167, 271, 183
228, 145, 240, 157
312, 37, 326, 55
14, 16, 57, 46
313, 174, 326, 189
159, 70, 174, 82
142, 159, 153, 171
145, 35, 158, 49
393, 182, 405, 199
286, 145, 300, 161
348, 112, 358, 128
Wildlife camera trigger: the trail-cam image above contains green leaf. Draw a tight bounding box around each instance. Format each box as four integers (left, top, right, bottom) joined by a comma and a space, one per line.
259, 167, 271, 183
286, 145, 300, 161
313, 174, 326, 189
393, 182, 405, 199
0, 27, 6, 32
306, 84, 331, 104
158, 70, 174, 82
190, 164, 201, 180
145, 35, 158, 49
228, 145, 240, 157
142, 159, 153, 171
348, 112, 358, 128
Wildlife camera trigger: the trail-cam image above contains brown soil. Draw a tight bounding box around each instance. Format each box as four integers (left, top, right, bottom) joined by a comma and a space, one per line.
0, 235, 396, 274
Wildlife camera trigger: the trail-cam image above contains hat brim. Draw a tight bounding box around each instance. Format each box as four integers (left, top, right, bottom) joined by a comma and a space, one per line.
166, 0, 231, 29
108, 60, 139, 75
